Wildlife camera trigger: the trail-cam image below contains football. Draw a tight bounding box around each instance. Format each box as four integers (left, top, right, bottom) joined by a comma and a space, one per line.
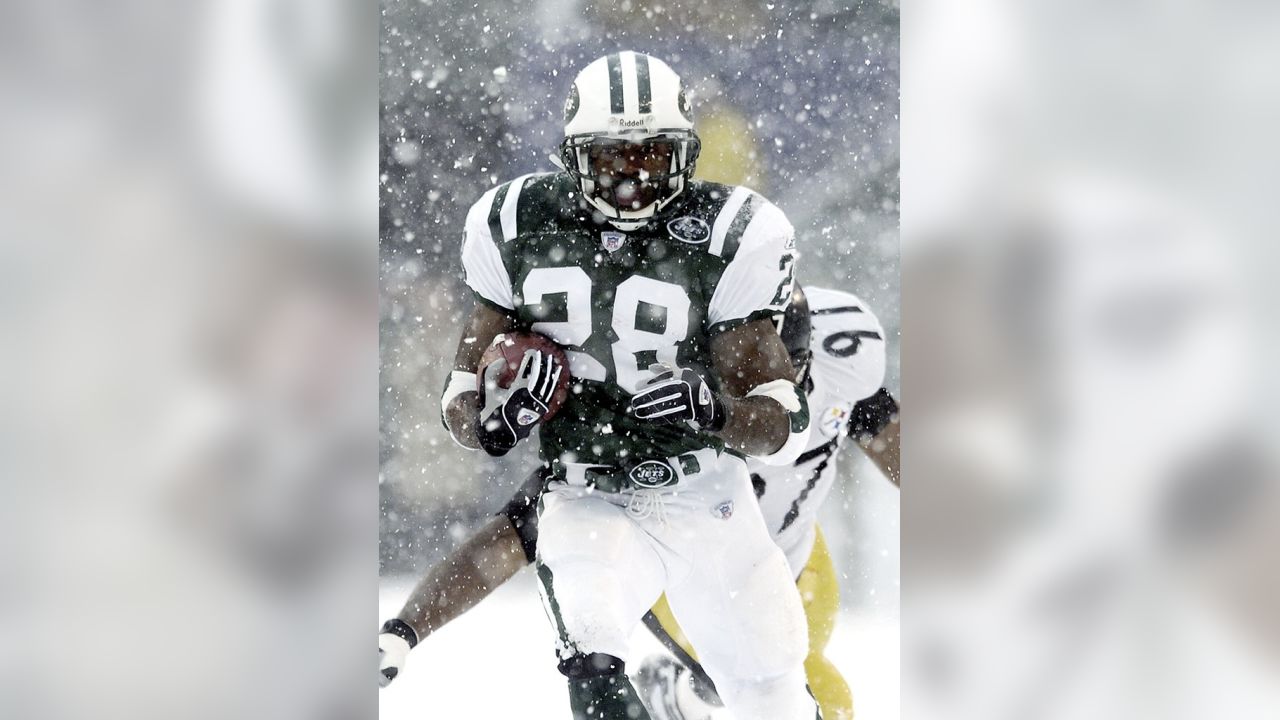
477, 331, 572, 419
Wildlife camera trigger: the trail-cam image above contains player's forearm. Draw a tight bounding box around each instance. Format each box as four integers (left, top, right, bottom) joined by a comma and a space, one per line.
714, 394, 791, 457
445, 392, 482, 449
705, 319, 811, 465
443, 330, 487, 451
396, 516, 528, 640
859, 418, 900, 485
849, 388, 900, 485
443, 305, 515, 449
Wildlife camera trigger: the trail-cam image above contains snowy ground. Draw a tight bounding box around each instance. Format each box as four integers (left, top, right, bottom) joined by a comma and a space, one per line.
380, 571, 898, 719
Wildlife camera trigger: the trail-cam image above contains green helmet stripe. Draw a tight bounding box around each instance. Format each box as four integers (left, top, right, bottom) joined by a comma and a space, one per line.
606, 53, 624, 114
721, 193, 761, 261
635, 53, 652, 113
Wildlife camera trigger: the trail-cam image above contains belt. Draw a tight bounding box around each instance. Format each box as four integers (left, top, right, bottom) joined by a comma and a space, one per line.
552, 448, 719, 493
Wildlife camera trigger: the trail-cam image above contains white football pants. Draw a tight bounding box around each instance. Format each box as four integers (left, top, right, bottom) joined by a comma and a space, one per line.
535, 451, 817, 720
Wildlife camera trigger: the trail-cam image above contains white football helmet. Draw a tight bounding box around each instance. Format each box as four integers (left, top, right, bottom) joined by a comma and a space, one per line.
560, 51, 701, 230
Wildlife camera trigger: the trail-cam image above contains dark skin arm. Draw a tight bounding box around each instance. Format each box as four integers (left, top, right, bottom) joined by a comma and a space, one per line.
395, 515, 529, 641
860, 413, 901, 486
448, 307, 799, 456
444, 304, 516, 449
708, 318, 800, 456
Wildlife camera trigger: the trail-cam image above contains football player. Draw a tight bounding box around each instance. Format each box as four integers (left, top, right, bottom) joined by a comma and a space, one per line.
381, 286, 900, 720
633, 285, 896, 720
424, 51, 816, 720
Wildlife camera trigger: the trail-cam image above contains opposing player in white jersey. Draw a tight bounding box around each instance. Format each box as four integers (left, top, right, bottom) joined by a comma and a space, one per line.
380, 286, 899, 720
765, 285, 895, 571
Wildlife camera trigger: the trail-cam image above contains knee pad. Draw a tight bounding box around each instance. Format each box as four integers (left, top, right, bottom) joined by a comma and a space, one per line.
735, 551, 810, 675
558, 652, 625, 679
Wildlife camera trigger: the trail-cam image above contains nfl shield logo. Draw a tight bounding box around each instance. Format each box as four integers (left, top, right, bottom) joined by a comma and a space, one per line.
601, 231, 626, 253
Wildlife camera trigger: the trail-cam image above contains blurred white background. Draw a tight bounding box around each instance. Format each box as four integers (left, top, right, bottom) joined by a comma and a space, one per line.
903, 0, 1280, 718
1, 1, 374, 718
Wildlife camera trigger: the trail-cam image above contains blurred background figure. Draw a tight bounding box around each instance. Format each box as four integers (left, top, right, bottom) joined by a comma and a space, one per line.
903, 0, 1280, 718
2, 0, 374, 718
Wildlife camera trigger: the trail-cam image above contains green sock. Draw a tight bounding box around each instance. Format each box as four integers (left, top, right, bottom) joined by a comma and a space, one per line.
566, 674, 653, 720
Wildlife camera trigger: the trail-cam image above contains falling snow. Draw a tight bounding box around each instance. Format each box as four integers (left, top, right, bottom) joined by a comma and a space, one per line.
379, 5, 899, 711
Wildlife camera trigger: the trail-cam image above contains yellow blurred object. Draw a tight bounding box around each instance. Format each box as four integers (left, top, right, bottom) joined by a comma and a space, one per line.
648, 593, 698, 661
798, 526, 855, 720
692, 103, 766, 191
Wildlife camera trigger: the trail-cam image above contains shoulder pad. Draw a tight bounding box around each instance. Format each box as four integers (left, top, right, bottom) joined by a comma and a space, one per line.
701, 186, 794, 261
467, 172, 559, 244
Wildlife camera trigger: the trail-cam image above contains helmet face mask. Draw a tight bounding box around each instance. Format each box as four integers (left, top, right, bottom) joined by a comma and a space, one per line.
561, 52, 700, 230
560, 132, 701, 218
779, 286, 813, 385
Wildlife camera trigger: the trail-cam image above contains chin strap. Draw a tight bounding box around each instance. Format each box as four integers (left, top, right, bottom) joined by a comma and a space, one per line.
605, 217, 650, 232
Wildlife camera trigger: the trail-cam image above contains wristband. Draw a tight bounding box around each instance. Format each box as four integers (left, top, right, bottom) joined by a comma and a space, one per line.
381, 618, 419, 649
743, 379, 811, 466
440, 370, 477, 435
440, 371, 477, 422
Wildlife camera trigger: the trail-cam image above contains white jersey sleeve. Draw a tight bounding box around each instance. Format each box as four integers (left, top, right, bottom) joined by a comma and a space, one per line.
805, 287, 887, 405
706, 188, 797, 332
460, 185, 517, 311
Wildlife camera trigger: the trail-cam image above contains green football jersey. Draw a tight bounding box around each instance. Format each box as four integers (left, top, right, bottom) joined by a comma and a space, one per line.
460, 172, 797, 467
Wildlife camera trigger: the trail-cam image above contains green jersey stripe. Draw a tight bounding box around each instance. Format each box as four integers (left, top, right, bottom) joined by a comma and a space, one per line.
709, 186, 753, 256
498, 174, 533, 241
720, 193, 761, 261
536, 561, 576, 653
487, 181, 512, 243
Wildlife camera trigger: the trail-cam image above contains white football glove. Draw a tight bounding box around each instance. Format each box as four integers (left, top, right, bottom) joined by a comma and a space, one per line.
476, 349, 563, 456
379, 619, 418, 688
